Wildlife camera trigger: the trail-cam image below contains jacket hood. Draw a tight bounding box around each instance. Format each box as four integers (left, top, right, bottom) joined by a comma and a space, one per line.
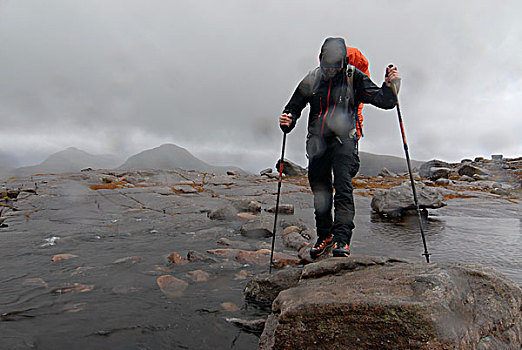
319, 37, 347, 68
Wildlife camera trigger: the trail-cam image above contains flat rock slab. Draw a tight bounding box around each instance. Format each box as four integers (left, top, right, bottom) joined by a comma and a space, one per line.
256, 256, 522, 349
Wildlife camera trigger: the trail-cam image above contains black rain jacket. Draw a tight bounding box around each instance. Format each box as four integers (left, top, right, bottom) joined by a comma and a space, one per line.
281, 38, 397, 139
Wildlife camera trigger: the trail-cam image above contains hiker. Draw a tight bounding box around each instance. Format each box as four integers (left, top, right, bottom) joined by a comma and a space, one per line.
279, 37, 401, 258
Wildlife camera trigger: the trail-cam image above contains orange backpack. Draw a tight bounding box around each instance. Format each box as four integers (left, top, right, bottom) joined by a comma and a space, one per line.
346, 47, 370, 137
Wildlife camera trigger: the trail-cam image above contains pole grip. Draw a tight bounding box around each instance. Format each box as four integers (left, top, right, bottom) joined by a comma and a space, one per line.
386, 64, 401, 95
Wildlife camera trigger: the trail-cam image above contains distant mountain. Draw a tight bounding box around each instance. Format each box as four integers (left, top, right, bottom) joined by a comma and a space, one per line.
358, 151, 423, 176
0, 152, 18, 176
118, 143, 246, 174
9, 147, 120, 176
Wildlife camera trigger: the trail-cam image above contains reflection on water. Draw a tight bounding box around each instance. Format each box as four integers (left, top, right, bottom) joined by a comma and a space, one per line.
354, 197, 521, 285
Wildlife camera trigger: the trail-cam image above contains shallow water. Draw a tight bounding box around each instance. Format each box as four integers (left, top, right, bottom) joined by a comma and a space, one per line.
0, 173, 520, 349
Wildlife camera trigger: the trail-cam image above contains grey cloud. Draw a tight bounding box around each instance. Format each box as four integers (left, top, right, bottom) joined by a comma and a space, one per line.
1, 0, 520, 173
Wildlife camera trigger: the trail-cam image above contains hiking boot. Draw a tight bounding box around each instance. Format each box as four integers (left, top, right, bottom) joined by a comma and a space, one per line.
310, 235, 334, 259
332, 242, 351, 257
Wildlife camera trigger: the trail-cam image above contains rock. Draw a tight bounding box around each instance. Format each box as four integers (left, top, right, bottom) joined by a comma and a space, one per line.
206, 248, 239, 259
226, 170, 240, 176
418, 160, 450, 178
429, 167, 452, 181
458, 164, 488, 177
240, 216, 274, 238
257, 257, 522, 350
491, 187, 510, 196
234, 270, 250, 280
474, 156, 484, 162
460, 158, 472, 163
370, 181, 446, 216
236, 212, 257, 221
260, 168, 273, 176
217, 237, 251, 249
208, 204, 238, 220
459, 175, 476, 182
378, 168, 397, 177
168, 252, 188, 265
53, 283, 95, 294
113, 256, 142, 264
297, 244, 313, 264
51, 254, 79, 262
220, 302, 240, 312
235, 249, 300, 268
275, 159, 307, 176
266, 203, 294, 214
225, 318, 266, 335
244, 268, 303, 307
186, 270, 210, 282
172, 184, 199, 194
6, 189, 20, 199
230, 199, 262, 212
434, 178, 450, 185
491, 154, 503, 161
156, 275, 188, 298
282, 225, 301, 235
187, 250, 220, 263
155, 186, 174, 195
473, 174, 489, 181
281, 227, 309, 251
263, 172, 280, 179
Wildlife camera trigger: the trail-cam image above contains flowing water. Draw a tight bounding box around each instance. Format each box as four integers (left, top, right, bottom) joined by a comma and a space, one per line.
0, 172, 520, 349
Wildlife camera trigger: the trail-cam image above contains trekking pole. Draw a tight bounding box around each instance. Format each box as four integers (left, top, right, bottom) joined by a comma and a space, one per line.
269, 132, 287, 274
387, 64, 431, 263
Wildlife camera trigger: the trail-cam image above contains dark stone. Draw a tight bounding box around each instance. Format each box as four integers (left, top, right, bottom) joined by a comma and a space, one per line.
259, 168, 273, 176
266, 204, 294, 215
225, 318, 266, 335
429, 167, 452, 181
275, 159, 307, 176
208, 204, 238, 220
458, 164, 488, 177
435, 178, 450, 185
371, 181, 446, 216
244, 268, 303, 307
186, 250, 219, 263
378, 168, 397, 177
230, 199, 262, 212
418, 160, 450, 178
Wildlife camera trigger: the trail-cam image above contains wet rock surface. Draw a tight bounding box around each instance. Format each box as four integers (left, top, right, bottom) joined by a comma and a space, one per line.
253, 257, 522, 350
0, 160, 520, 349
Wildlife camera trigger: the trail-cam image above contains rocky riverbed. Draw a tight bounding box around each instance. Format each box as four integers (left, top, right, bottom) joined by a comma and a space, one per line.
0, 156, 520, 349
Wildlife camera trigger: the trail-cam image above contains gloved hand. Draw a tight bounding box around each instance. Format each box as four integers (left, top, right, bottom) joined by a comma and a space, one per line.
279, 113, 293, 133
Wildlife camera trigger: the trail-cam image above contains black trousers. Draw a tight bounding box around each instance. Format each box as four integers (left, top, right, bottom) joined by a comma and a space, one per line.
307, 135, 360, 245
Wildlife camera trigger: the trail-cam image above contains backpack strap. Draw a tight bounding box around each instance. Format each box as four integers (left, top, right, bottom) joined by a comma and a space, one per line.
345, 64, 364, 139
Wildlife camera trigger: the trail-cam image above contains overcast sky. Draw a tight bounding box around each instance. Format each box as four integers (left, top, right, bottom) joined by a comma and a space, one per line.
1, 0, 520, 172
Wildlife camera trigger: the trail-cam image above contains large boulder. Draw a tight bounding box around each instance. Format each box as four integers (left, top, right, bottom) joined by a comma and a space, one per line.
371, 181, 446, 216
458, 164, 489, 177
255, 257, 522, 349
418, 160, 451, 178
275, 159, 307, 176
